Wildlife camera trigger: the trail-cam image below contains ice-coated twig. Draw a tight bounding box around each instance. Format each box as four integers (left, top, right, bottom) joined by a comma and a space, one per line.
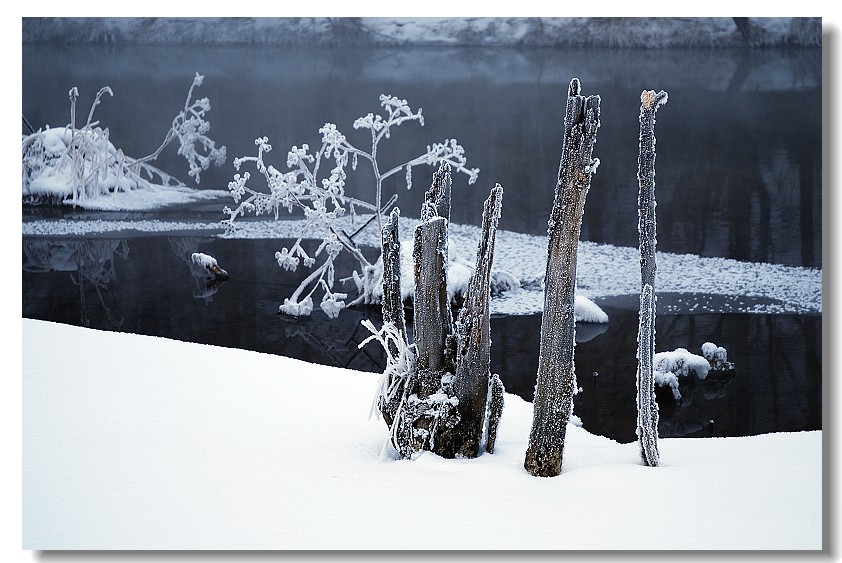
130, 73, 227, 184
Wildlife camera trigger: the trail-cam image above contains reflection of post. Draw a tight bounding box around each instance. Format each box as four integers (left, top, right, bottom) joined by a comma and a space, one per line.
636, 89, 668, 468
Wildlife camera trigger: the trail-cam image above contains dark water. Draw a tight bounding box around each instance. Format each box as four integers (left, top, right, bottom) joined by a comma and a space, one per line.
21, 235, 822, 443
22, 43, 821, 268
22, 43, 822, 442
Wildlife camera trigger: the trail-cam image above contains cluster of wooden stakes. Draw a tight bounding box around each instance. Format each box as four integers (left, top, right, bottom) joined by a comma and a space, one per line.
369, 78, 668, 477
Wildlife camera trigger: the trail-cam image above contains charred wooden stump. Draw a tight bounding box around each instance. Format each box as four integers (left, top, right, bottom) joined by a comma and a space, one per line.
434, 184, 504, 458
372, 163, 507, 460
377, 207, 407, 427
413, 216, 453, 375
525, 78, 601, 477
636, 89, 668, 468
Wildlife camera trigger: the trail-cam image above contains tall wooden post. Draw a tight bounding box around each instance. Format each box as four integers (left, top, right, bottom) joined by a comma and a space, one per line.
636, 89, 668, 467
524, 78, 601, 477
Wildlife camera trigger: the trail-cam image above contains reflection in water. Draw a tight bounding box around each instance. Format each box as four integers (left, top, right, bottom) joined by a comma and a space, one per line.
570, 307, 822, 443
656, 370, 738, 438
21, 40, 823, 445
23, 239, 129, 326
22, 236, 821, 443
281, 311, 387, 373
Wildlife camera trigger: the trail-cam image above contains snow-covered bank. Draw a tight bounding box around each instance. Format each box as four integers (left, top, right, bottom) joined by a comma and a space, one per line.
22, 17, 822, 48
22, 217, 823, 316
22, 319, 821, 550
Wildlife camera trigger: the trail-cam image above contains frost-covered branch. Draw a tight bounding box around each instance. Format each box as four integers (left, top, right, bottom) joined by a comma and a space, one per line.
130, 73, 227, 184
224, 93, 479, 318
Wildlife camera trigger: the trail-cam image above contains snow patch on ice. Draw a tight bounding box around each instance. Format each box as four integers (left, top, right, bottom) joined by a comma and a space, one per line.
653, 348, 712, 400
22, 215, 822, 316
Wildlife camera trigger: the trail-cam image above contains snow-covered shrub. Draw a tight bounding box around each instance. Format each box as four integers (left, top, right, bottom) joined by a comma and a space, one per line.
653, 341, 734, 400
190, 252, 229, 281
222, 94, 479, 318
22, 73, 226, 207
701, 341, 735, 371
653, 348, 710, 400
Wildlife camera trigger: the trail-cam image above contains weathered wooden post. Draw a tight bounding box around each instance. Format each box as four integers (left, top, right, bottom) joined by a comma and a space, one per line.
435, 184, 504, 458
413, 219, 453, 380
524, 78, 601, 477
636, 89, 668, 467
370, 162, 507, 459
376, 207, 407, 427
423, 161, 452, 223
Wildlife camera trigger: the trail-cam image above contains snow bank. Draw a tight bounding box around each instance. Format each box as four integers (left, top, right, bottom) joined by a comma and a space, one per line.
22, 319, 822, 550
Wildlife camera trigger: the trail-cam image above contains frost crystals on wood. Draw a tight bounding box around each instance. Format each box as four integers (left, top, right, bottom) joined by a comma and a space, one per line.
436, 184, 504, 458
374, 207, 408, 428
635, 89, 668, 468
365, 163, 506, 460
524, 78, 601, 478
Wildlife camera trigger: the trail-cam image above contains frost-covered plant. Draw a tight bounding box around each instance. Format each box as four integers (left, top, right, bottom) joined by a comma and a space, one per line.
22, 73, 226, 206
222, 94, 479, 318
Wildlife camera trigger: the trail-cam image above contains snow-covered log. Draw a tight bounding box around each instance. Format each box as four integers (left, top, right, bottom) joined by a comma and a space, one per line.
525, 78, 601, 477
190, 252, 229, 281
635, 88, 668, 468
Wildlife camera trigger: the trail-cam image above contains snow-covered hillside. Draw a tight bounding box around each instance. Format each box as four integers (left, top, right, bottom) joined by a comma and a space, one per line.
22, 17, 822, 48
